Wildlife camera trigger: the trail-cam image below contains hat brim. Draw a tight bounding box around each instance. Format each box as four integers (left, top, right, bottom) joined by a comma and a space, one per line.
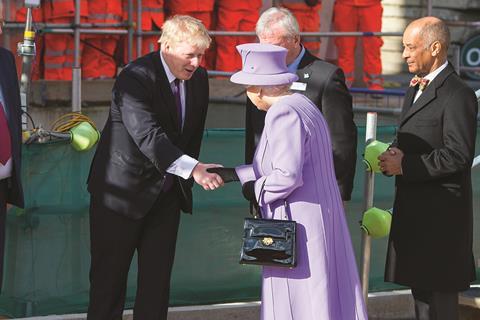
230, 71, 299, 86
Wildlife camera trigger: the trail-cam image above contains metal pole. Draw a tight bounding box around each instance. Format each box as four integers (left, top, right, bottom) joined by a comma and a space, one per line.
261, 0, 273, 13
127, 0, 134, 62
136, 0, 142, 59
18, 7, 36, 131
427, 0, 433, 16
319, 0, 335, 59
360, 112, 377, 305
4, 0, 11, 49
452, 44, 461, 74
71, 0, 82, 113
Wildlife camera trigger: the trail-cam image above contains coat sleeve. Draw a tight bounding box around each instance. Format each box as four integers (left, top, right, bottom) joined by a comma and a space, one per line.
114, 66, 184, 173
321, 67, 357, 201
254, 103, 306, 206
401, 86, 478, 182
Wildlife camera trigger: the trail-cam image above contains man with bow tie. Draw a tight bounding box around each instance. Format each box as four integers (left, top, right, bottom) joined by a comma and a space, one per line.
379, 16, 478, 320
0, 1, 24, 295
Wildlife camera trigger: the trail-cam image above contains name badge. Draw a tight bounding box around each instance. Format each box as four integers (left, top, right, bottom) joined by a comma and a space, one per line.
290, 82, 307, 91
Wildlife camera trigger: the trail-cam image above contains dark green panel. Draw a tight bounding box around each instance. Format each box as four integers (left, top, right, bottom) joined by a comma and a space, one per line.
0, 126, 478, 317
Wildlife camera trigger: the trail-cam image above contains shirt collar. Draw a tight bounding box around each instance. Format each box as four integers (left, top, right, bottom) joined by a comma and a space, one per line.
160, 50, 177, 84
422, 60, 448, 82
287, 46, 306, 74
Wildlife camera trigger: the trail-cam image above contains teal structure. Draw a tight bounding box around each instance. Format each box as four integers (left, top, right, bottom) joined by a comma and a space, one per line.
0, 127, 479, 317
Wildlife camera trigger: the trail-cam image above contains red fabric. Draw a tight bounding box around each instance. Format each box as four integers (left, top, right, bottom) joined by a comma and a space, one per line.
82, 37, 119, 79
165, 0, 214, 12
0, 103, 12, 165
335, 0, 380, 7
123, 0, 164, 31
87, 0, 122, 23
215, 7, 259, 71
44, 19, 84, 81
16, 6, 44, 21
43, 0, 88, 20
122, 0, 164, 61
286, 6, 321, 53
125, 35, 160, 62
217, 0, 262, 11
281, 0, 321, 11
82, 0, 122, 78
333, 2, 383, 89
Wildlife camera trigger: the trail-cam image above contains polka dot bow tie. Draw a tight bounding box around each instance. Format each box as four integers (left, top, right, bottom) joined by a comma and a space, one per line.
409, 75, 430, 91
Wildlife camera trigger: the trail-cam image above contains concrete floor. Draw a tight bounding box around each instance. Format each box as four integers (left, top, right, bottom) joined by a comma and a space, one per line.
7, 289, 480, 320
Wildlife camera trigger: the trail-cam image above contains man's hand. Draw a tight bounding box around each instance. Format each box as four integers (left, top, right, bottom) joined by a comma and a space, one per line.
192, 162, 225, 190
378, 147, 404, 176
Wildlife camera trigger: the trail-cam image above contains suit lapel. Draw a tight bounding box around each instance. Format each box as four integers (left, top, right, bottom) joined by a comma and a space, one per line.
400, 62, 455, 127
298, 48, 318, 69
152, 52, 181, 132
399, 86, 416, 121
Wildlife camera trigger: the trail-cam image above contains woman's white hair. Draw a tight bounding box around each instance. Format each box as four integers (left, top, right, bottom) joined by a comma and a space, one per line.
256, 7, 299, 39
259, 84, 292, 97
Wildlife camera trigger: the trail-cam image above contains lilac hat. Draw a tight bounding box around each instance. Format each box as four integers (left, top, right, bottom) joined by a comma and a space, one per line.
230, 43, 299, 86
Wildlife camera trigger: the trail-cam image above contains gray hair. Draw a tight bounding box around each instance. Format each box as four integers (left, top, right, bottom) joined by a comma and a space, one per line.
256, 7, 299, 39
420, 19, 450, 51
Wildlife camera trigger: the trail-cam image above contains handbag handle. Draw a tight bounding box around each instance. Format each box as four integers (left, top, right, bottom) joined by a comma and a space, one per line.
251, 179, 291, 221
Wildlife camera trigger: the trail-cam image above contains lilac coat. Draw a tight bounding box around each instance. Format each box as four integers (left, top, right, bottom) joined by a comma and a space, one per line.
236, 93, 367, 320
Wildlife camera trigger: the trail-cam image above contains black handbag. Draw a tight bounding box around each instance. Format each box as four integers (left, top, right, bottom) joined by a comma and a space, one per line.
239, 194, 297, 268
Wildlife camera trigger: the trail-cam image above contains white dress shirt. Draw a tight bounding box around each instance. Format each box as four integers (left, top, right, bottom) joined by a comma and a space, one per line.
160, 51, 199, 179
413, 61, 448, 103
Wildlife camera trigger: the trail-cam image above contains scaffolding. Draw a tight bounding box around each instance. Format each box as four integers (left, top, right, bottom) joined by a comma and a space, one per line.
2, 0, 479, 115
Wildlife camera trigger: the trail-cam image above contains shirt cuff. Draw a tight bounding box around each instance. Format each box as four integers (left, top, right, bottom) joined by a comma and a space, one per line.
166, 155, 199, 180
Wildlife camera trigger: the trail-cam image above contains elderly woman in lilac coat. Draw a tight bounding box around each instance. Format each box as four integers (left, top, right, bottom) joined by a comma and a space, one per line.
216, 43, 367, 320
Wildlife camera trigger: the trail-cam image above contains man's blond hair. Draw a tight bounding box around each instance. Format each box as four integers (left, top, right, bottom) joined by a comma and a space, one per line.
159, 15, 211, 50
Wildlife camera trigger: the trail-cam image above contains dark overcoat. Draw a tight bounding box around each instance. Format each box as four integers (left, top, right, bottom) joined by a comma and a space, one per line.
385, 63, 478, 291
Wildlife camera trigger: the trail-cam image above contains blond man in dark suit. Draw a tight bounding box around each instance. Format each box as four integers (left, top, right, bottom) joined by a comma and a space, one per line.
87, 15, 223, 319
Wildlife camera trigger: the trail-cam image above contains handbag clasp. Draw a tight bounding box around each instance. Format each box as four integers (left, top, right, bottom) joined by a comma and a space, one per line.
262, 237, 274, 246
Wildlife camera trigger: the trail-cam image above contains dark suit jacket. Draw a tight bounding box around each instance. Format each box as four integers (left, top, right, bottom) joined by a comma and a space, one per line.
245, 48, 357, 200
87, 51, 209, 219
385, 63, 478, 291
0, 47, 24, 208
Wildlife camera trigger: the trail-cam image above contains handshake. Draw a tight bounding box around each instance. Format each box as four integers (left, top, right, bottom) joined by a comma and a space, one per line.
191, 163, 239, 190
192, 163, 257, 206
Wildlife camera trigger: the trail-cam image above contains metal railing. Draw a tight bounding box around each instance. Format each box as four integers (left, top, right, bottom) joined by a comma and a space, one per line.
3, 0, 480, 116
